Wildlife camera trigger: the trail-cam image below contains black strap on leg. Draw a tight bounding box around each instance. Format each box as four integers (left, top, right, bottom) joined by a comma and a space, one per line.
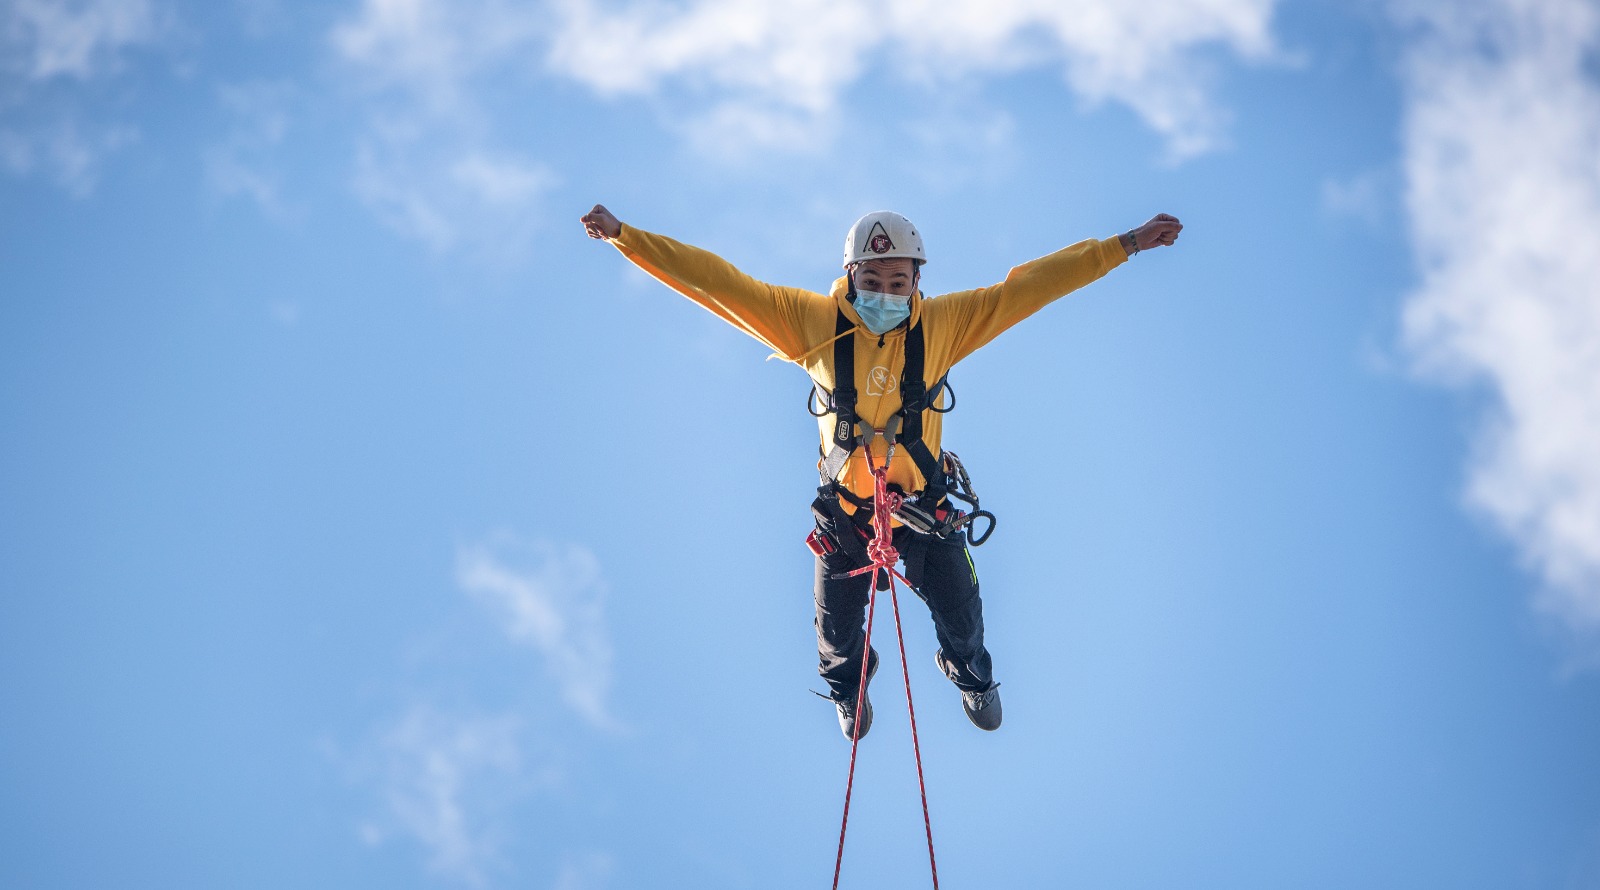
812, 486, 869, 561
901, 527, 932, 589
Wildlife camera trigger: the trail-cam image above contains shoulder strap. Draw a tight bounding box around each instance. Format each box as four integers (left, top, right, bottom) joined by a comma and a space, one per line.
897, 322, 947, 500
819, 311, 858, 481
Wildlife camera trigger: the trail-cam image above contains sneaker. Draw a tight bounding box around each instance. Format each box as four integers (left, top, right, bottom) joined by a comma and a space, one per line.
960, 683, 1002, 731
936, 650, 1002, 731
836, 649, 879, 741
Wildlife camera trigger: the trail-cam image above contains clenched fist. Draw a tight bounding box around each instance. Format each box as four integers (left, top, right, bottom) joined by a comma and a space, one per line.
581, 204, 621, 240
1130, 213, 1183, 252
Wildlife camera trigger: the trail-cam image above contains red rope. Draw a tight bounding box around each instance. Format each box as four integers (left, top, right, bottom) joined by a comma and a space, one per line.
831, 446, 940, 890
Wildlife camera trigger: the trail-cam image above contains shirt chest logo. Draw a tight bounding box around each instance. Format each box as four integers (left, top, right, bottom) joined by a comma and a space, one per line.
866, 366, 897, 396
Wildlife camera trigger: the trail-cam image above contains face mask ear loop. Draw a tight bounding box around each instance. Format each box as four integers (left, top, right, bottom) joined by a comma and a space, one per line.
846, 266, 859, 302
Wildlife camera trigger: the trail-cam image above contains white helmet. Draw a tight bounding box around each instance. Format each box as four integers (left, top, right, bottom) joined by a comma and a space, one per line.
843, 211, 926, 268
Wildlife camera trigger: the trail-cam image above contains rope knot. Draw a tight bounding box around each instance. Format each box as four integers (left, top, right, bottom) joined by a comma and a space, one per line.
866, 464, 901, 568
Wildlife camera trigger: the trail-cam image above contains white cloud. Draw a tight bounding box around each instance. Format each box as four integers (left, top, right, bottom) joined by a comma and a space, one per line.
345, 534, 618, 885
449, 151, 554, 206
681, 100, 838, 159
1321, 166, 1395, 228
457, 535, 619, 729
333, 0, 467, 109
547, 0, 870, 115
0, 0, 164, 195
2, 0, 162, 82
1396, 0, 1600, 638
204, 80, 294, 215
350, 130, 555, 255
0, 116, 138, 196
331, 0, 539, 109
331, 0, 555, 255
329, 0, 1278, 247
546, 0, 1282, 160
360, 705, 527, 886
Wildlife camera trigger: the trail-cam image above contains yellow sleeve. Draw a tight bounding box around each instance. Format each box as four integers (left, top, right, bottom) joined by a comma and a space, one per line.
933, 236, 1129, 364
610, 223, 824, 362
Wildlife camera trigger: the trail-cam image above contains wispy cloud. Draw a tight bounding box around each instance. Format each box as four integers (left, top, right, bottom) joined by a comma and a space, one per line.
546, 0, 1283, 160
330, 0, 554, 256
0, 117, 136, 196
330, 0, 539, 111
0, 0, 166, 195
204, 80, 295, 216
346, 533, 617, 886
2, 0, 162, 82
1396, 0, 1600, 643
1321, 166, 1395, 228
358, 705, 530, 887
456, 534, 619, 730
348, 128, 556, 255
328, 0, 1281, 245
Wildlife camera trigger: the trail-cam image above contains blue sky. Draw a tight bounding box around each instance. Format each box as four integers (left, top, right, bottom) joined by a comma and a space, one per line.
3, 1, 1600, 888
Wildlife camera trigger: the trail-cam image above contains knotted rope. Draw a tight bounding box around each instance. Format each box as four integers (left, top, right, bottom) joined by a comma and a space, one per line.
830, 444, 939, 890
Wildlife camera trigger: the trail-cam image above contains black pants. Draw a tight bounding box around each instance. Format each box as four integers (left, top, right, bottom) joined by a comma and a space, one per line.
814, 523, 994, 701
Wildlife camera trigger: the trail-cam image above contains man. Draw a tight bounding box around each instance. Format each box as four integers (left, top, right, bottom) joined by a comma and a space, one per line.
581, 204, 1182, 739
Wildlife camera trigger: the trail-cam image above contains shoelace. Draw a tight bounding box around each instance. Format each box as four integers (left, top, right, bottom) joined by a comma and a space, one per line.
813, 689, 859, 713
963, 685, 998, 710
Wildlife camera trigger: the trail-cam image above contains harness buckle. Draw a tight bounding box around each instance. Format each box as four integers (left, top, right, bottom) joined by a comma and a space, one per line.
901, 379, 929, 412
805, 528, 837, 556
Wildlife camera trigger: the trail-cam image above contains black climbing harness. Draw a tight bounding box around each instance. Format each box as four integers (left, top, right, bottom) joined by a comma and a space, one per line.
806, 309, 996, 575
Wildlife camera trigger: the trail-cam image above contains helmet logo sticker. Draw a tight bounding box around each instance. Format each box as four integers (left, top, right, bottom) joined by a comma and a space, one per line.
867, 366, 898, 396
866, 221, 895, 254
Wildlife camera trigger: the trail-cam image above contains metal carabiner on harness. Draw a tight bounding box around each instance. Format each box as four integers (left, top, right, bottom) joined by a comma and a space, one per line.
954, 507, 997, 547
807, 385, 834, 418
938, 451, 997, 546
891, 498, 942, 536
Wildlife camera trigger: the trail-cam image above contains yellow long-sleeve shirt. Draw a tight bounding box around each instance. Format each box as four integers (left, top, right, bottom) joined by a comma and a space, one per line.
610, 223, 1128, 509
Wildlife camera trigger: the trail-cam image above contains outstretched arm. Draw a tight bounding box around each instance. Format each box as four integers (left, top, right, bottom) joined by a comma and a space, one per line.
934, 212, 1185, 364
579, 203, 823, 361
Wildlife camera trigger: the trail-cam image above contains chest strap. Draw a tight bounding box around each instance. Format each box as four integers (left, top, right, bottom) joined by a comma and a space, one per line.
814, 310, 949, 501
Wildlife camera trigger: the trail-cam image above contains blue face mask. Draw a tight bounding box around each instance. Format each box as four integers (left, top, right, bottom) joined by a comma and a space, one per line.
854, 289, 912, 334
